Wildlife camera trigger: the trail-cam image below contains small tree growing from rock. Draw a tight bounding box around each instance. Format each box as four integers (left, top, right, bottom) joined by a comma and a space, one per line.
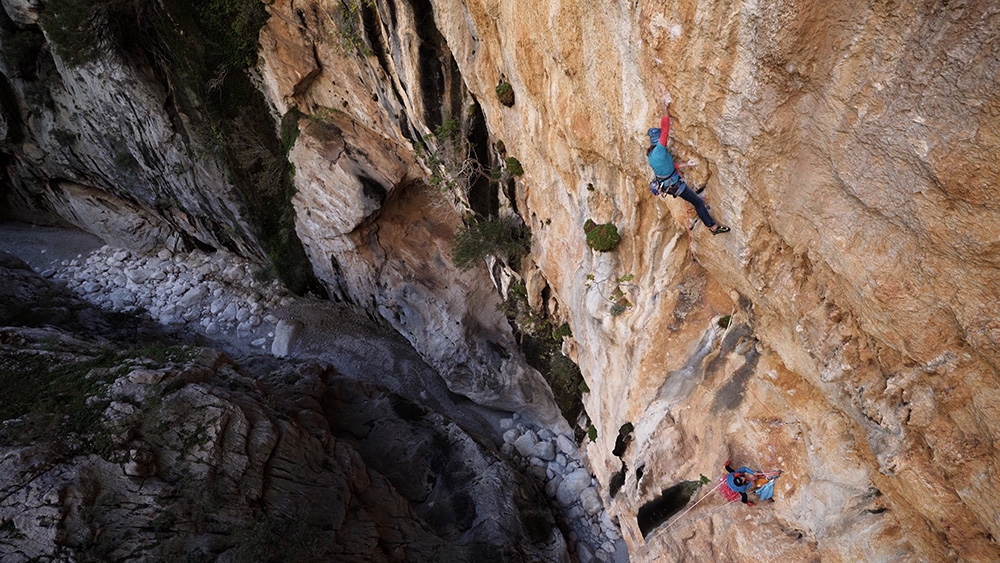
584, 219, 621, 252
505, 156, 524, 176
585, 272, 636, 317
452, 215, 531, 270
496, 80, 515, 107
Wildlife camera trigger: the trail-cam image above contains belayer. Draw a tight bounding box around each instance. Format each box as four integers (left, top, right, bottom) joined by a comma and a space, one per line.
646, 91, 730, 235
720, 460, 781, 506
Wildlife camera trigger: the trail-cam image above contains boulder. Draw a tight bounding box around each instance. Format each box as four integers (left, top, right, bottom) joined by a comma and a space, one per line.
513, 430, 539, 457
177, 285, 208, 310
556, 434, 577, 455
556, 469, 593, 506
271, 319, 304, 357
580, 487, 603, 515
530, 440, 557, 462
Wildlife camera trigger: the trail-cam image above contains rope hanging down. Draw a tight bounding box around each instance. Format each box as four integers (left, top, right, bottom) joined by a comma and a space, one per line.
646, 202, 793, 535
658, 209, 789, 532
683, 211, 782, 423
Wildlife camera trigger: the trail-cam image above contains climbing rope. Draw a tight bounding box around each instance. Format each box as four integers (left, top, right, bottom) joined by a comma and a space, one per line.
659, 479, 727, 534
681, 201, 789, 481
662, 492, 741, 534
683, 210, 783, 424
644, 192, 793, 536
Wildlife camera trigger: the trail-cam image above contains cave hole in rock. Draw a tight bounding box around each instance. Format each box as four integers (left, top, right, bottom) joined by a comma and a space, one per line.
185, 236, 217, 254
361, 2, 387, 70
540, 283, 552, 314
359, 175, 388, 206
613, 422, 634, 458
609, 461, 627, 499
361, 0, 412, 134
385, 0, 398, 29
504, 176, 518, 216
637, 480, 702, 537
409, 0, 448, 131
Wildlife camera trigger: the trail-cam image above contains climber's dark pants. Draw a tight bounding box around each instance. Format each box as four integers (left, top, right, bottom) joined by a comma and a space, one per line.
676, 180, 717, 228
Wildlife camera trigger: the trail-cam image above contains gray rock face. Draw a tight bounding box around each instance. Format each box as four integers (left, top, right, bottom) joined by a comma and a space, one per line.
2, 0, 568, 447
0, 259, 572, 562
0, 12, 258, 258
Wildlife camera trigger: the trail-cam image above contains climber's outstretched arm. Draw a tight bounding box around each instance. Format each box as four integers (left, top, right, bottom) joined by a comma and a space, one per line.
658, 92, 672, 146
660, 92, 671, 146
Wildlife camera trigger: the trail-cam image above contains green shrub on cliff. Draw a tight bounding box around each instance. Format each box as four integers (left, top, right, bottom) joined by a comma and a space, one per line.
584, 219, 621, 252
40, 0, 266, 70
37, 0, 114, 66
496, 80, 514, 107
498, 280, 585, 425
452, 216, 530, 270
505, 157, 524, 176
330, 0, 375, 55
0, 342, 198, 456
280, 108, 303, 155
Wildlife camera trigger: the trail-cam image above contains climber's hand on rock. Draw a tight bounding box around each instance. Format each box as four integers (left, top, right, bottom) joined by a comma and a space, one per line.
686, 159, 698, 167
663, 92, 672, 107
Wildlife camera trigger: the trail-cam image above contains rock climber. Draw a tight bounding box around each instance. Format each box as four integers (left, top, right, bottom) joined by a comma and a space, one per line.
646, 91, 730, 235
723, 460, 755, 505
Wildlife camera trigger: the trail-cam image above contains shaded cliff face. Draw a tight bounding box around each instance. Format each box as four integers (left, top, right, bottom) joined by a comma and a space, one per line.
0, 0, 320, 294
0, 252, 568, 561
254, 0, 1000, 560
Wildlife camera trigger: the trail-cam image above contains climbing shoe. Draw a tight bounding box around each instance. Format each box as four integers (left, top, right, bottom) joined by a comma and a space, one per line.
696, 185, 706, 194
711, 225, 731, 235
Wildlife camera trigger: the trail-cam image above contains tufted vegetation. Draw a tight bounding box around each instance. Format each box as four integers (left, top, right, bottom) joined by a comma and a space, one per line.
584, 219, 621, 252
496, 80, 514, 107
452, 215, 531, 270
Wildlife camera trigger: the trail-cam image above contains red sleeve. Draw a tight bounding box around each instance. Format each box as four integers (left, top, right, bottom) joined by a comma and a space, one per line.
659, 115, 670, 146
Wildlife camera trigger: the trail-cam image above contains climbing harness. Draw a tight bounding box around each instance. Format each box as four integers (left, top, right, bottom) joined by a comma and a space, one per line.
649, 171, 682, 197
